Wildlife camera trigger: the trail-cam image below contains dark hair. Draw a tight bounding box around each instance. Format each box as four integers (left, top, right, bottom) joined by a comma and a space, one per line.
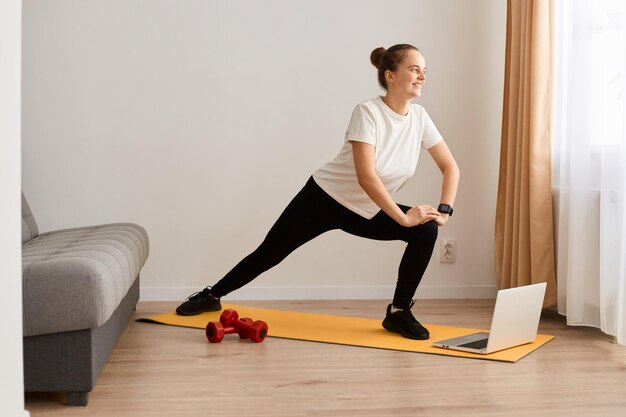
370, 44, 420, 90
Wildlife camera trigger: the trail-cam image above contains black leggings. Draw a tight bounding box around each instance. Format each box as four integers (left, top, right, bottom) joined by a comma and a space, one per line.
211, 176, 438, 309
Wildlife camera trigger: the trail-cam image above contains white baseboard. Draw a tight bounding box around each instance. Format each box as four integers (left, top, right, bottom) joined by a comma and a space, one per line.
140, 285, 498, 301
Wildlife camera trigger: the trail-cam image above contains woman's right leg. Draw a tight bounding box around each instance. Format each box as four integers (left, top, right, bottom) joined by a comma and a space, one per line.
176, 177, 347, 315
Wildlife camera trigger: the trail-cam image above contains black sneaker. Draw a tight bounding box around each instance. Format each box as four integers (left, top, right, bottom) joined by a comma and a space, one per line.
382, 301, 430, 340
175, 286, 222, 316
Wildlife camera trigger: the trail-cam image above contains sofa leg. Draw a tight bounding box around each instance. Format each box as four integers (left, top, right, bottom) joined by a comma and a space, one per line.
66, 391, 89, 406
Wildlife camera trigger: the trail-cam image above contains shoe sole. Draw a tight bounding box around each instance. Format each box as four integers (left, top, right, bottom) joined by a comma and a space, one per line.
382, 317, 429, 340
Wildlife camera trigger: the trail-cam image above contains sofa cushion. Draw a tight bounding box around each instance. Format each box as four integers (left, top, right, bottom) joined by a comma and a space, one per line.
22, 223, 149, 337
22, 193, 39, 244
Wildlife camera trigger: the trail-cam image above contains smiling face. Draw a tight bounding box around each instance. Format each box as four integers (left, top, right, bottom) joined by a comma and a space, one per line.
385, 49, 427, 99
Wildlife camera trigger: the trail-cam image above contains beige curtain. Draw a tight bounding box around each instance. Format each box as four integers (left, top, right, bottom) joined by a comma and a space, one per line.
496, 0, 557, 307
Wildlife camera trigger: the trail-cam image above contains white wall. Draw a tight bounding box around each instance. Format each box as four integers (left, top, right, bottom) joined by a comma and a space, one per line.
1, 0, 30, 415
22, 0, 506, 301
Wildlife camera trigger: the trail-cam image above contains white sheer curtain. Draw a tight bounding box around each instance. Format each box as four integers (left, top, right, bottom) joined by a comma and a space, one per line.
553, 0, 626, 344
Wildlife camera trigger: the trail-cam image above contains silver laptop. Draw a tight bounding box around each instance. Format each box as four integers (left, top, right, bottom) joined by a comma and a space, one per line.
432, 282, 546, 354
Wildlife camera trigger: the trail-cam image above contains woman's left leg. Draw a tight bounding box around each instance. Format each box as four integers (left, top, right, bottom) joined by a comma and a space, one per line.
339, 205, 438, 339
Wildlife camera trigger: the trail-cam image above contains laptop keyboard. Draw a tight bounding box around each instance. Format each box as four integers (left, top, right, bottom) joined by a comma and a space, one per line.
458, 338, 489, 350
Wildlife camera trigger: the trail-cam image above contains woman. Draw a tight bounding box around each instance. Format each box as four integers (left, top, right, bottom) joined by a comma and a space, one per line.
176, 44, 460, 340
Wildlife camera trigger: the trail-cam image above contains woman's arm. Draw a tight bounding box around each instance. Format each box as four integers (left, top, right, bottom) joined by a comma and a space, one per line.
427, 140, 460, 224
351, 141, 440, 227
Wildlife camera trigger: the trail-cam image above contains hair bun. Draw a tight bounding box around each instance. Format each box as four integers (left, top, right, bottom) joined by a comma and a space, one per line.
370, 47, 386, 69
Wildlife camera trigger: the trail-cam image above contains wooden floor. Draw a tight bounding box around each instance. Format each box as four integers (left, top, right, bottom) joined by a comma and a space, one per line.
25, 299, 626, 417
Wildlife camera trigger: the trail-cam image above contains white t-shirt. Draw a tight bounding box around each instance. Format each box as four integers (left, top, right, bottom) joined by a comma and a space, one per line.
312, 96, 443, 219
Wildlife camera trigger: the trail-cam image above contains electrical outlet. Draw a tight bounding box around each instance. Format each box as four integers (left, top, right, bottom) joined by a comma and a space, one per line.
439, 239, 456, 263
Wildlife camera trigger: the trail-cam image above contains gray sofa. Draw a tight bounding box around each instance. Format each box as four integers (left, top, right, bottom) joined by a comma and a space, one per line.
21, 193, 149, 406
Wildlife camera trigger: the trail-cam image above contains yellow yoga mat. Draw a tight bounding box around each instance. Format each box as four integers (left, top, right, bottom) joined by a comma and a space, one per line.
137, 304, 555, 363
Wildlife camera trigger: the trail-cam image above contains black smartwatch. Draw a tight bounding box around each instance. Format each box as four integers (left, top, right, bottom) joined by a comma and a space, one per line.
437, 203, 454, 216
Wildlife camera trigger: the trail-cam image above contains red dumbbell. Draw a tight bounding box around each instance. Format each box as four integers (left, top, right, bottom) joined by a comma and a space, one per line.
235, 318, 268, 343
221, 309, 269, 343
205, 310, 244, 343
205, 309, 268, 343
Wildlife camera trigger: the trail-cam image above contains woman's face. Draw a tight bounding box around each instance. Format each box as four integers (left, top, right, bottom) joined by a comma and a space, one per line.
386, 49, 427, 99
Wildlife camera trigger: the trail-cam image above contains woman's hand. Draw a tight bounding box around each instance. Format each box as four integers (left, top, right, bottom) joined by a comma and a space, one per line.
433, 213, 449, 226
403, 205, 441, 227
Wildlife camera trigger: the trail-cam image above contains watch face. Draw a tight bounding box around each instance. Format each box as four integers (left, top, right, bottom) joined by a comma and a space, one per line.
438, 204, 453, 215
